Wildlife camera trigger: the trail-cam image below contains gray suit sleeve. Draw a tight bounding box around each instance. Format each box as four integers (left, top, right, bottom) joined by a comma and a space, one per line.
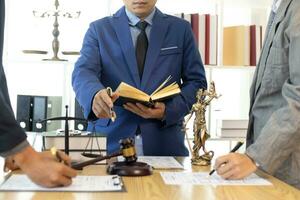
246, 18, 300, 174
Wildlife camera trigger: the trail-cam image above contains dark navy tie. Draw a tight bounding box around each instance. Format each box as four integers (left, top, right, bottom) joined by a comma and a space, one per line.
136, 21, 148, 78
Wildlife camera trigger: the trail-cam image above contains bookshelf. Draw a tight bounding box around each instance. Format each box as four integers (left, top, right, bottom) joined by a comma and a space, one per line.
4, 0, 272, 144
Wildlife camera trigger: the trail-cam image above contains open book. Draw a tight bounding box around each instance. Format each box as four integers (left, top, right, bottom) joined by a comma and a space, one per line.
115, 76, 181, 107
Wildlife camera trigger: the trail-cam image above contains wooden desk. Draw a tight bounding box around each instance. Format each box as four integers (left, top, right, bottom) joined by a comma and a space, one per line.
0, 157, 299, 200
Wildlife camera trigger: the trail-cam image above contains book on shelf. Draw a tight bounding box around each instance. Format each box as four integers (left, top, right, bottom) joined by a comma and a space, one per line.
42, 131, 107, 164
216, 119, 248, 138
250, 25, 263, 66
217, 119, 249, 129
174, 13, 218, 66
216, 128, 247, 138
191, 13, 199, 47
223, 25, 250, 66
115, 75, 181, 107
205, 14, 218, 66
223, 25, 262, 66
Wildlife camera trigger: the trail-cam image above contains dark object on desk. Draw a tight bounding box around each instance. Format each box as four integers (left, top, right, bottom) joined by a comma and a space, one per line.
72, 138, 153, 177
209, 141, 244, 176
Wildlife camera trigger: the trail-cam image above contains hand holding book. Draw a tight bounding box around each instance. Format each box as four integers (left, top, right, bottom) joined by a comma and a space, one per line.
123, 101, 166, 120
115, 75, 181, 107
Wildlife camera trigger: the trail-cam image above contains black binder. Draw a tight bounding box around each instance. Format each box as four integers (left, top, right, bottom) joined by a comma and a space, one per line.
16, 95, 33, 131
32, 96, 48, 132
74, 99, 87, 131
17, 95, 61, 132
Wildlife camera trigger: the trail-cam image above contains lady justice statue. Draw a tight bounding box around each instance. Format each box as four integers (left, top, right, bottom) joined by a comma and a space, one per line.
183, 81, 220, 166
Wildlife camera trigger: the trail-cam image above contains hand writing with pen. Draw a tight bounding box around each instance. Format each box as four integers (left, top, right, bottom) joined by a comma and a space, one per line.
4, 146, 77, 187
214, 153, 258, 180
210, 142, 257, 180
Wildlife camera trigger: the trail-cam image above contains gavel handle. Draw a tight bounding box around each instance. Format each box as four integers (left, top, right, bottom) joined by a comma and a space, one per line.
71, 152, 122, 170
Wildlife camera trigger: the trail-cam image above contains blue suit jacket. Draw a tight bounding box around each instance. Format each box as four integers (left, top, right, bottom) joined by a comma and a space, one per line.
72, 7, 207, 156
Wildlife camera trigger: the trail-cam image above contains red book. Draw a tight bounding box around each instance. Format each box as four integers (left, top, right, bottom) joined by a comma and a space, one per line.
191, 14, 199, 47
205, 14, 210, 65
250, 25, 257, 66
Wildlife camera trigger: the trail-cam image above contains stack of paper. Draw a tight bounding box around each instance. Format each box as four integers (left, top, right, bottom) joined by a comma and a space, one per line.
137, 156, 184, 169
216, 119, 249, 138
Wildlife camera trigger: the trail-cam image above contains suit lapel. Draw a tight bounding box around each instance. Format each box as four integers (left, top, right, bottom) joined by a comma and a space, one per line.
141, 10, 169, 90
253, 0, 292, 97
111, 7, 140, 88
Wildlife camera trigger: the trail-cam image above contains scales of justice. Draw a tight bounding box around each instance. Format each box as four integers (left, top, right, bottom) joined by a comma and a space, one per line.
25, 0, 80, 61
38, 106, 152, 176
183, 81, 221, 166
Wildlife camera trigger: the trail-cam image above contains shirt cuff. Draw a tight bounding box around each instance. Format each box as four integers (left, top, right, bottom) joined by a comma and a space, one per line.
245, 152, 260, 168
0, 140, 30, 158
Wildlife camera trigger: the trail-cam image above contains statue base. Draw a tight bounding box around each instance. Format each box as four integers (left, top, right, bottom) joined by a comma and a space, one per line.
191, 151, 214, 166
107, 161, 153, 176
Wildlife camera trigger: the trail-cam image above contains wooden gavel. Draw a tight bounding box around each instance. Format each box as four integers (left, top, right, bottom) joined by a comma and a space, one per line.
71, 138, 137, 170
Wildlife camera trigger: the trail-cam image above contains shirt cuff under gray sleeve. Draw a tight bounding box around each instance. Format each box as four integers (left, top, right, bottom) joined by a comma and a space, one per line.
0, 140, 30, 158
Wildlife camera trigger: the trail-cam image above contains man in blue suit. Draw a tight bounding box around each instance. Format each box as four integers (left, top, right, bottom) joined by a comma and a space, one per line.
72, 0, 207, 156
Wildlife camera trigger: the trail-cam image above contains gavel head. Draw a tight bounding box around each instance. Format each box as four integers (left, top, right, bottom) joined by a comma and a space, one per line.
119, 138, 137, 163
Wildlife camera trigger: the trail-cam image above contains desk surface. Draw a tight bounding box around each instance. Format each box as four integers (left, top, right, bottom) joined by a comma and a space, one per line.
0, 157, 299, 200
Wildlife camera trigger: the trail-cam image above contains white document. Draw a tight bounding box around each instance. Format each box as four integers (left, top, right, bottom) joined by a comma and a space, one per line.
137, 156, 184, 169
117, 156, 184, 169
0, 175, 123, 192
160, 172, 272, 186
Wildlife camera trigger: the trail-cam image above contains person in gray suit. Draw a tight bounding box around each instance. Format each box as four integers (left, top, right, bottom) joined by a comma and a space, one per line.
214, 0, 300, 189
0, 0, 77, 187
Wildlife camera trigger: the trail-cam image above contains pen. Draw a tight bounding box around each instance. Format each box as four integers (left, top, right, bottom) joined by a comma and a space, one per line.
50, 147, 68, 165
209, 141, 244, 176
106, 87, 116, 122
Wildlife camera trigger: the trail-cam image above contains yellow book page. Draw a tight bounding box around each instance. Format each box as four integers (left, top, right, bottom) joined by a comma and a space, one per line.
116, 82, 150, 102
150, 75, 172, 96
118, 89, 150, 102
156, 82, 178, 94
151, 83, 180, 101
151, 87, 181, 101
